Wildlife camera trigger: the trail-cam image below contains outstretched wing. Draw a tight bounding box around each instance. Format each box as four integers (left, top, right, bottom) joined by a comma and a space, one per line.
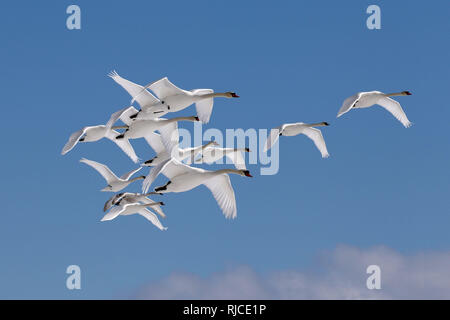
203, 174, 237, 219
337, 93, 360, 118
377, 97, 412, 128
140, 197, 166, 218
137, 208, 167, 231
105, 130, 140, 163
301, 127, 330, 158
80, 158, 118, 184
149, 77, 186, 99
61, 127, 87, 155
106, 106, 137, 128
101, 205, 126, 221
144, 132, 166, 154
158, 120, 180, 157
263, 126, 284, 152
108, 71, 160, 109
225, 150, 247, 170
120, 166, 142, 181
103, 193, 125, 212
192, 89, 214, 123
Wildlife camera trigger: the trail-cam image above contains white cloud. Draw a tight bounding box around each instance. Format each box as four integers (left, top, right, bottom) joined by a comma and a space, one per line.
133, 245, 450, 299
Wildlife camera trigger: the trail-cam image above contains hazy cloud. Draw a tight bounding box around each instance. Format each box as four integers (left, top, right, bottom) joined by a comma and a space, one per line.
134, 245, 450, 299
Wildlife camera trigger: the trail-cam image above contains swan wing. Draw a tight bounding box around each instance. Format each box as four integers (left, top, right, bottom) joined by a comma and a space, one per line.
143, 132, 166, 154
80, 158, 118, 184
225, 150, 247, 170
119, 166, 142, 181
149, 77, 185, 99
105, 130, 139, 163
300, 127, 330, 158
142, 158, 202, 193
192, 89, 214, 123
140, 197, 166, 218
106, 106, 137, 128
337, 93, 361, 118
61, 127, 87, 155
158, 121, 179, 156
103, 193, 125, 212
377, 97, 412, 128
203, 174, 237, 219
200, 147, 223, 164
263, 125, 284, 152
101, 205, 126, 221
108, 71, 160, 109
137, 208, 167, 231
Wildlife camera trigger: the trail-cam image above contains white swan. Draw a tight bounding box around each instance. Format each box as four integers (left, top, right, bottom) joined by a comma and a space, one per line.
142, 158, 252, 219
142, 138, 218, 167
264, 122, 330, 158
130, 77, 239, 123
80, 158, 145, 192
337, 91, 413, 127
108, 71, 167, 117
200, 146, 250, 170
107, 106, 199, 142
61, 125, 139, 163
101, 202, 167, 231
103, 192, 166, 218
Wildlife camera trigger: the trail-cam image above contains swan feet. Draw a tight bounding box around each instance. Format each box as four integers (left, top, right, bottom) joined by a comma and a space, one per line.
155, 181, 171, 192
129, 112, 139, 119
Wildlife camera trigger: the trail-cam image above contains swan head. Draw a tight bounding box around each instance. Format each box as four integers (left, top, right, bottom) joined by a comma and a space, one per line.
322, 122, 330, 126
225, 92, 239, 98
101, 185, 113, 192
210, 140, 220, 147
402, 91, 412, 96
245, 148, 251, 152
241, 170, 253, 177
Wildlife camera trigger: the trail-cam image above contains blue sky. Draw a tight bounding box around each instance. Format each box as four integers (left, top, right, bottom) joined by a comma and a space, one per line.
0, 0, 449, 299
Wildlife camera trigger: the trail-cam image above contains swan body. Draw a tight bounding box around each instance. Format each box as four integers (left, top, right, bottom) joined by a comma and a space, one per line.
337, 91, 412, 127
109, 106, 199, 141
130, 77, 239, 123
101, 201, 167, 230
264, 122, 330, 158
61, 125, 139, 163
200, 147, 250, 170
80, 158, 145, 192
142, 158, 252, 219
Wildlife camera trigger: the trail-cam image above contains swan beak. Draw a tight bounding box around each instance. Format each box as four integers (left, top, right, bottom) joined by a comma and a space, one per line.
404, 91, 412, 95
244, 170, 253, 177
231, 92, 239, 98
194, 116, 200, 121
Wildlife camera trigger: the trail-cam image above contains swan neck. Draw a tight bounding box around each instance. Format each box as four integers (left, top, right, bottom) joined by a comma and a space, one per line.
214, 168, 242, 175
167, 116, 197, 123
385, 92, 405, 97
129, 176, 145, 182
201, 92, 228, 99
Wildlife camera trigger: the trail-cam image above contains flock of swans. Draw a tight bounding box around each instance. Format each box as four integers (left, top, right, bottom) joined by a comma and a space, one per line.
62, 71, 413, 231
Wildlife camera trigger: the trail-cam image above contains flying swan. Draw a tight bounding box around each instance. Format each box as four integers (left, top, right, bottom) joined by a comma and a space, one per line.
103, 192, 166, 218
80, 158, 145, 192
337, 91, 413, 127
142, 158, 252, 219
101, 201, 167, 231
264, 122, 330, 158
129, 77, 239, 123
61, 125, 139, 163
